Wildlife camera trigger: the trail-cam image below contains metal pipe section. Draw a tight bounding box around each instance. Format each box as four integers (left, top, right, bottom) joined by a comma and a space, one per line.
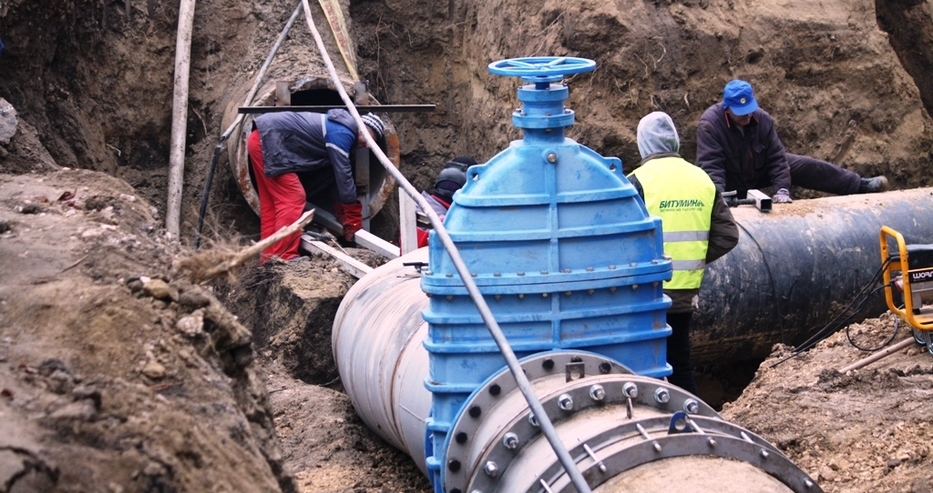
332, 250, 432, 472
333, 278, 823, 492
692, 188, 933, 364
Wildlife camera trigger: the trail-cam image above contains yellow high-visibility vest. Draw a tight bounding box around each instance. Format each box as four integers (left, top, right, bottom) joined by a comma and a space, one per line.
630, 156, 715, 289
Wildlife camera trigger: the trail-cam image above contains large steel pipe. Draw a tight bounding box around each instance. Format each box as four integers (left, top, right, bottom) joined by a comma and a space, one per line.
332, 248, 432, 473
692, 187, 933, 363
332, 274, 822, 492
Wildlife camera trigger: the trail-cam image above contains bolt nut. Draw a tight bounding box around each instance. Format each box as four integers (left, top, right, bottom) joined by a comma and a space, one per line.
589, 384, 606, 402
683, 399, 699, 414
558, 394, 574, 411
503, 432, 519, 450
484, 461, 499, 477
623, 382, 638, 398
654, 387, 670, 404
528, 413, 539, 427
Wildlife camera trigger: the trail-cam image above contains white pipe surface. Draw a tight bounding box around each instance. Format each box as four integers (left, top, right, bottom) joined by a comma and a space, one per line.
167, 0, 197, 236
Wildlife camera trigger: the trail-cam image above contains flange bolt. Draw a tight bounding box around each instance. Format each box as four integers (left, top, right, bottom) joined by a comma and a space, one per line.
558, 394, 574, 411
654, 387, 670, 404
589, 384, 606, 402
683, 399, 699, 414
623, 382, 638, 399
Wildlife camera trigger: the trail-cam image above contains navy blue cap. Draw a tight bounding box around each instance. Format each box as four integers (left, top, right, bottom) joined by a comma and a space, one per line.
723, 80, 759, 116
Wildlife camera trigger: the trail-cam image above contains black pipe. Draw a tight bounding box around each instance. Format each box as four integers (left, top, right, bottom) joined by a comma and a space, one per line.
691, 188, 933, 363
193, 137, 228, 249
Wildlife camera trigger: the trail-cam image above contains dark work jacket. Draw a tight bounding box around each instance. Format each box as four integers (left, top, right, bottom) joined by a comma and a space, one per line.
254, 109, 359, 203
630, 157, 739, 312
696, 102, 791, 196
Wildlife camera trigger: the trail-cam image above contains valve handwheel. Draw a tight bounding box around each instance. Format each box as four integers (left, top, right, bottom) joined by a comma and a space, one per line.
488, 56, 597, 81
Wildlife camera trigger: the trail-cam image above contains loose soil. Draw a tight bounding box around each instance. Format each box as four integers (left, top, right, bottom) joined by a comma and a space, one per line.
3, 0, 933, 492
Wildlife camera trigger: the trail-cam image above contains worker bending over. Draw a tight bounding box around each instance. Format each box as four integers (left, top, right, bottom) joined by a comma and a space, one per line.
247, 109, 385, 263
628, 111, 739, 394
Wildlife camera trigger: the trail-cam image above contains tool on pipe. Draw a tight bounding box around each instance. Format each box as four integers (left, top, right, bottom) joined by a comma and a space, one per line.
722, 189, 772, 212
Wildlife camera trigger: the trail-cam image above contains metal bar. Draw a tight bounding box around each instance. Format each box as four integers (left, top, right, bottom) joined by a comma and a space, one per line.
838, 337, 915, 373
355, 148, 371, 231
309, 203, 399, 259
300, 2, 592, 491
237, 104, 436, 114
300, 237, 373, 278
399, 190, 418, 254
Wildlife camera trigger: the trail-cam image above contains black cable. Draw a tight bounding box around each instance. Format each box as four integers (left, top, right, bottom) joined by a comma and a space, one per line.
846, 295, 900, 352
769, 258, 892, 368
837, 283, 896, 350
797, 259, 892, 351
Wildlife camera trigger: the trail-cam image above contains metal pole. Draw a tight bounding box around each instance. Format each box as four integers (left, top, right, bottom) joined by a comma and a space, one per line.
838, 337, 915, 373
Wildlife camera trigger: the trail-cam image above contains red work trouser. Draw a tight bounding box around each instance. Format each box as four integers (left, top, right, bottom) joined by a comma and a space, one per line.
247, 129, 305, 263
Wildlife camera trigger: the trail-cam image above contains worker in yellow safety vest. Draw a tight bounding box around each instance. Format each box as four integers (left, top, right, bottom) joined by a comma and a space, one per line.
628, 111, 739, 394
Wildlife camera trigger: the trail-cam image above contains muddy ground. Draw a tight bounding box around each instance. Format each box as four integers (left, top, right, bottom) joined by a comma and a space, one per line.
3, 0, 933, 492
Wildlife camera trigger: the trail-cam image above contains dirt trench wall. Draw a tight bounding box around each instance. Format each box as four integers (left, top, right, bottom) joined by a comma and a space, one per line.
0, 170, 295, 492
876, 0, 933, 119
354, 0, 933, 194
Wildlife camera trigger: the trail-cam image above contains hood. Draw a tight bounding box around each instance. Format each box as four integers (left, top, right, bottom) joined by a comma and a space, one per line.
636, 111, 680, 160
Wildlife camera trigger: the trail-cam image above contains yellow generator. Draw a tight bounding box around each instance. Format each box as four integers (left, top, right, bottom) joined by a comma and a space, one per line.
880, 226, 933, 353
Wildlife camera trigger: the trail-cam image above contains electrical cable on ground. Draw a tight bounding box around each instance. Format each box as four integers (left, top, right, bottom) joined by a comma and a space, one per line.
770, 259, 893, 368
841, 283, 899, 352
298, 2, 592, 491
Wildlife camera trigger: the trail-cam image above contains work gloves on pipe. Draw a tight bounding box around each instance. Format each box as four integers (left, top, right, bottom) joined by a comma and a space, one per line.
334, 201, 363, 241
772, 188, 793, 204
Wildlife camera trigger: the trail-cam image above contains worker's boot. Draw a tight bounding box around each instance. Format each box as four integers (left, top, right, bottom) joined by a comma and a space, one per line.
858, 175, 888, 193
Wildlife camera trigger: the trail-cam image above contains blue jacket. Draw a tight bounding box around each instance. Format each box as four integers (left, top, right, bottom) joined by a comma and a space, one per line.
696, 102, 792, 195
254, 109, 359, 203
